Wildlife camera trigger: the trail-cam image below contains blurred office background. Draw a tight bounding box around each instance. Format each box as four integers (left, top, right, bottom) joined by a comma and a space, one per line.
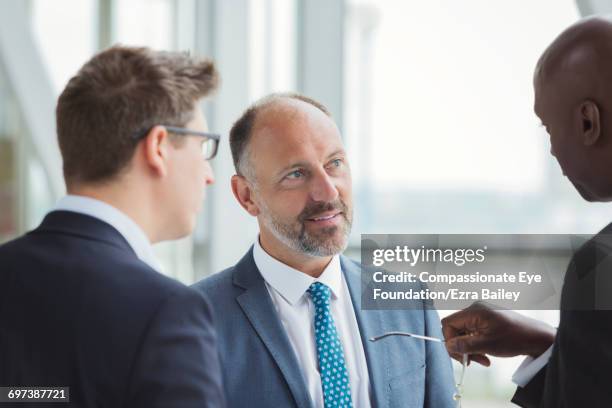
1, 0, 611, 406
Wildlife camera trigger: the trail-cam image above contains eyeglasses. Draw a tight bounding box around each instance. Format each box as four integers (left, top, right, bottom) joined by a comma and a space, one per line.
370, 331, 467, 408
132, 125, 220, 160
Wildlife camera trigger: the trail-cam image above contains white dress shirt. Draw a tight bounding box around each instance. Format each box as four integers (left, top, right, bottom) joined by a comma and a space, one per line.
512, 344, 554, 387
53, 195, 162, 271
253, 239, 372, 408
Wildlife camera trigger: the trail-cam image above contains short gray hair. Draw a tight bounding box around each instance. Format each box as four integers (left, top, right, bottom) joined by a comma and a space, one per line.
229, 92, 330, 180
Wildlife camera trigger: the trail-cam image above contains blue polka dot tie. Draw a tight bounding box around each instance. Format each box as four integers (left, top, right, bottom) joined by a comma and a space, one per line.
307, 282, 353, 408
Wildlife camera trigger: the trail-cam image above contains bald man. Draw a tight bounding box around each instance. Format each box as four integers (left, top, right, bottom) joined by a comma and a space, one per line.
192, 93, 456, 408
442, 16, 612, 407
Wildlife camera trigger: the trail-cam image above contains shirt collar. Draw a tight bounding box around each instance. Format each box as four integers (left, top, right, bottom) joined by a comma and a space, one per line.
253, 237, 342, 305
52, 195, 163, 272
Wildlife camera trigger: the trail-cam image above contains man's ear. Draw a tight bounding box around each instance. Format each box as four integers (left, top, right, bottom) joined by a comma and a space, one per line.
579, 100, 601, 146
142, 125, 170, 177
231, 174, 260, 216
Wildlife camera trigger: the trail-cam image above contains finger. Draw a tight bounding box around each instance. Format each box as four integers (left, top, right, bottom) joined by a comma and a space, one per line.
442, 322, 462, 342
448, 351, 490, 367
441, 311, 474, 334
441, 306, 486, 337
448, 352, 464, 364
446, 333, 492, 355
468, 354, 491, 367
445, 345, 467, 363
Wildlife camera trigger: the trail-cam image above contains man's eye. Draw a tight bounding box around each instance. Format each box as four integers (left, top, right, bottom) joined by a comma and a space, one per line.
328, 159, 343, 169
286, 170, 303, 179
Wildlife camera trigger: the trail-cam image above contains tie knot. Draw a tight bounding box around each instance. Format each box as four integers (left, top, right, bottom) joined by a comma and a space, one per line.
307, 282, 331, 302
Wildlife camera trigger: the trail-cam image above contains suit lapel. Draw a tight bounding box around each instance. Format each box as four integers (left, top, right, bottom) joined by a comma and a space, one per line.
233, 249, 312, 408
342, 256, 388, 408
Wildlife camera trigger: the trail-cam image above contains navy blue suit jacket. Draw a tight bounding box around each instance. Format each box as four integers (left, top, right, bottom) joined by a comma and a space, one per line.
192, 248, 456, 408
0, 211, 225, 408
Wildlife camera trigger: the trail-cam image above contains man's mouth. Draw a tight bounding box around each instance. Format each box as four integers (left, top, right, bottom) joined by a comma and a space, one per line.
305, 211, 342, 224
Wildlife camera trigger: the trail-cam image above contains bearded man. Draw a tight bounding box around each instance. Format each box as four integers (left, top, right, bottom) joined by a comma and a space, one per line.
192, 93, 455, 408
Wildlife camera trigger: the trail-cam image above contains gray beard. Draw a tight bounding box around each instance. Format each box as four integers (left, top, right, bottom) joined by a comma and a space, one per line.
259, 204, 352, 257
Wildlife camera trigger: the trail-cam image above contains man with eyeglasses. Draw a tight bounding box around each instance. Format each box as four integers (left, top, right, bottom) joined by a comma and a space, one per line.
0, 46, 225, 407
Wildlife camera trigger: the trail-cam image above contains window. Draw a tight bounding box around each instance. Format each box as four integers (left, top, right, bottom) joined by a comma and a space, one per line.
0, 63, 54, 243
344, 1, 582, 404
114, 0, 175, 50
0, 68, 19, 242
343, 0, 603, 238
31, 0, 96, 92
249, 0, 298, 98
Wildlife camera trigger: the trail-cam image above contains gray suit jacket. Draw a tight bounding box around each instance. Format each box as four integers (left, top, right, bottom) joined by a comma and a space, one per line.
192, 247, 455, 407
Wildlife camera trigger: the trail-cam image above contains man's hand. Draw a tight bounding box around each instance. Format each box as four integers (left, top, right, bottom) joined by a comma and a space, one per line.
441, 302, 556, 366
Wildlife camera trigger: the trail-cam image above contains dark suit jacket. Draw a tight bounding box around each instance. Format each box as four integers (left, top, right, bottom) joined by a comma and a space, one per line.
512, 223, 612, 407
0, 211, 225, 408
192, 248, 456, 408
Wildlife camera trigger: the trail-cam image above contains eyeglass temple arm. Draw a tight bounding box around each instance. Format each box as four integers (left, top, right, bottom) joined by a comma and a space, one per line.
369, 331, 446, 342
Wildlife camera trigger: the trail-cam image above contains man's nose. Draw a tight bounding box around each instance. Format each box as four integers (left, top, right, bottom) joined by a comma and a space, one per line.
310, 171, 338, 202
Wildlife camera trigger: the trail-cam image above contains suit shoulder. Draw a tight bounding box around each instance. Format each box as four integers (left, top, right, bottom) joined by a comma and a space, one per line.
106, 256, 198, 309
569, 232, 612, 279
1, 229, 193, 309
0, 233, 32, 254
192, 265, 235, 294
